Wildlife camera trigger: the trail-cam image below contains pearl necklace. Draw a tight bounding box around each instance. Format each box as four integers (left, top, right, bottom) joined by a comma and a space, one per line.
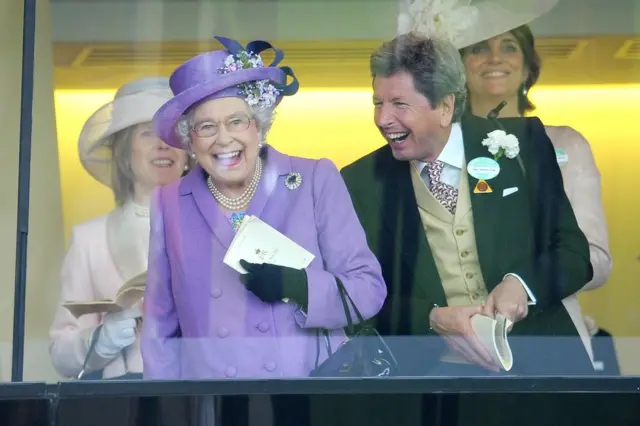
207, 158, 263, 211
133, 203, 149, 217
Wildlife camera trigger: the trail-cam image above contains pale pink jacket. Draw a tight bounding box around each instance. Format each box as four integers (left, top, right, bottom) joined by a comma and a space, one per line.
546, 126, 612, 362
49, 204, 146, 379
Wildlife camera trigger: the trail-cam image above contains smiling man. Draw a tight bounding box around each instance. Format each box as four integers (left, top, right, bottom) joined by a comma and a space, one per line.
340, 32, 594, 379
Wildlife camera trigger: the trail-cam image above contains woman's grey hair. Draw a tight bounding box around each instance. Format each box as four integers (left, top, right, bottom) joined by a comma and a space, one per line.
174, 100, 276, 150
110, 126, 137, 206
370, 32, 468, 122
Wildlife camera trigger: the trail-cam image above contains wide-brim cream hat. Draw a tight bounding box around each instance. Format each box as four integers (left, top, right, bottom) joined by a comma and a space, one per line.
78, 76, 174, 187
397, 0, 559, 49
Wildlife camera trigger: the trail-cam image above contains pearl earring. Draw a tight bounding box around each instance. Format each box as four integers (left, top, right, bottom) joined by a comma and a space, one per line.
189, 152, 196, 159
183, 163, 189, 171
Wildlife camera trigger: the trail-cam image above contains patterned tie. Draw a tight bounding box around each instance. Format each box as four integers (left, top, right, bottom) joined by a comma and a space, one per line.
423, 161, 458, 214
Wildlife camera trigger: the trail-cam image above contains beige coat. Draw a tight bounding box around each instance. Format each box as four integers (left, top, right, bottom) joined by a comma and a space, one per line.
49, 203, 148, 379
546, 126, 612, 362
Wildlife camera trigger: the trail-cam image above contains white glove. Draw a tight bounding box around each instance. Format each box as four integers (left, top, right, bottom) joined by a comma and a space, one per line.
93, 307, 142, 358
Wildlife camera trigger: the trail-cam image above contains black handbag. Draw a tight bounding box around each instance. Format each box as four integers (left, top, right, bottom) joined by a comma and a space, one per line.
309, 278, 398, 377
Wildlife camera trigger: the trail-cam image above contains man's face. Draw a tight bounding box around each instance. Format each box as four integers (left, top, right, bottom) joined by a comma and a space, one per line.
373, 71, 453, 162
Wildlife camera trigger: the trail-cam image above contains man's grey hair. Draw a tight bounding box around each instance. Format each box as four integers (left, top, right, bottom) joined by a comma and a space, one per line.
370, 32, 467, 122
175, 100, 276, 150
110, 126, 137, 206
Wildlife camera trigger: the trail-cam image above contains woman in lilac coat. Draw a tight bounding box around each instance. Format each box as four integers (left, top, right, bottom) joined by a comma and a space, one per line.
141, 36, 386, 386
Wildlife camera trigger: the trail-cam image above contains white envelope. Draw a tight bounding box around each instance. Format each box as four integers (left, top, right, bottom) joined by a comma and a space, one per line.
223, 215, 315, 274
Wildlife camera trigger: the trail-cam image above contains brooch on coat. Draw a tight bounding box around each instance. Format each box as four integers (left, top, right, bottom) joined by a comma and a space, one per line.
285, 172, 302, 190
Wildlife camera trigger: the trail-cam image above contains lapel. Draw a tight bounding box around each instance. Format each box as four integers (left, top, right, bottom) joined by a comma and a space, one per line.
180, 146, 292, 250
375, 147, 448, 305
453, 162, 472, 226
182, 164, 235, 249
246, 146, 292, 231
461, 113, 527, 288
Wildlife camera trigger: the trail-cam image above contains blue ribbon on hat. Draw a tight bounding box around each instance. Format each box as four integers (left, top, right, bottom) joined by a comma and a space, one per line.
214, 36, 299, 97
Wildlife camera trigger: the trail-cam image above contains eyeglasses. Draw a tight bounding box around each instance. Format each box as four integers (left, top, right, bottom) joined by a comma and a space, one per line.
192, 114, 252, 138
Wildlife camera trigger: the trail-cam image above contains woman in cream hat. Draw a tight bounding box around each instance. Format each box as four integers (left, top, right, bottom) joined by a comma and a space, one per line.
49, 76, 189, 381
400, 0, 612, 372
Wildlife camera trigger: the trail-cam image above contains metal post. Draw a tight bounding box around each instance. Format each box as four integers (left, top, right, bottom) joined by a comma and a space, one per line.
11, 0, 38, 382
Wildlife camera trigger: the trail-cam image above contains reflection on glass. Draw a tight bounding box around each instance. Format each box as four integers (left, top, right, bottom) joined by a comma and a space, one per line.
5, 0, 639, 423
9, 0, 639, 396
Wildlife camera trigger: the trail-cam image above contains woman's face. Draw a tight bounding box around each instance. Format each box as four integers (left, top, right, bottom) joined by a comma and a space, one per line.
190, 97, 261, 189
129, 122, 187, 191
462, 32, 527, 100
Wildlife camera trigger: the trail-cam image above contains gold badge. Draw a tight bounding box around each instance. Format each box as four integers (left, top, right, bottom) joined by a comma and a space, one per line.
473, 179, 493, 194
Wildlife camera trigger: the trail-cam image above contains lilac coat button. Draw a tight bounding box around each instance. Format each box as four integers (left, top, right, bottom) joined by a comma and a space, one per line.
217, 327, 229, 338
224, 366, 237, 377
257, 321, 270, 332
211, 288, 223, 298
264, 362, 276, 372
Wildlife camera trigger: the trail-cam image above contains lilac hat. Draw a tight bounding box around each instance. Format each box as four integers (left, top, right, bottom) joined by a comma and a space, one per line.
153, 36, 299, 149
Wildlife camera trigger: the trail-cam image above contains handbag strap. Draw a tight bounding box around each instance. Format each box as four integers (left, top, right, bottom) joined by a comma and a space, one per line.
313, 278, 367, 367
334, 278, 366, 336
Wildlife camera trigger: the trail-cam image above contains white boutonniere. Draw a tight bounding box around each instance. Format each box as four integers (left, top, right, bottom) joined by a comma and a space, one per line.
481, 130, 520, 161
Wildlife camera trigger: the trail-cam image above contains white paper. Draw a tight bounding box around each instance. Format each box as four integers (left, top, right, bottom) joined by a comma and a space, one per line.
223, 215, 315, 274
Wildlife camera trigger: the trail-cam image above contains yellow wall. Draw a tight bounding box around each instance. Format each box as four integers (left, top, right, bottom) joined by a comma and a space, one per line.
54, 85, 640, 339
56, 91, 118, 239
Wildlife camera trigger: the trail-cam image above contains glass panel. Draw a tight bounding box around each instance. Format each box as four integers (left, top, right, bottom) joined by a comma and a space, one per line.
10, 0, 639, 422
0, 0, 23, 382
2, 0, 63, 384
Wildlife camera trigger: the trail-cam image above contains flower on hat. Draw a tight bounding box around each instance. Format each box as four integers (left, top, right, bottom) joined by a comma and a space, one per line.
481, 129, 520, 160
218, 50, 281, 108
400, 0, 479, 46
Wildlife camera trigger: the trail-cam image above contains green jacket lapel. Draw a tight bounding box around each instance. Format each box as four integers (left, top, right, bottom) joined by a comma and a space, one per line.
461, 113, 529, 289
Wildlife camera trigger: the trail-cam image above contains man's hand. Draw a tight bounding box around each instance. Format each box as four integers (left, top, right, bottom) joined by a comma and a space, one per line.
430, 305, 499, 372
482, 276, 529, 324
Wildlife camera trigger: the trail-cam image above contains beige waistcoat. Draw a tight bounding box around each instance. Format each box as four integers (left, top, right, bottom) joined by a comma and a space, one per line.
410, 163, 488, 364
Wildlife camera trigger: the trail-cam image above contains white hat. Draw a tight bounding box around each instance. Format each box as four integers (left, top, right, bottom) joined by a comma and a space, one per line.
78, 76, 174, 187
397, 0, 559, 49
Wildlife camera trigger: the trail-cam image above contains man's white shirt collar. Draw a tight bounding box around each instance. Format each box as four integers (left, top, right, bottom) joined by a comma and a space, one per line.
413, 123, 464, 174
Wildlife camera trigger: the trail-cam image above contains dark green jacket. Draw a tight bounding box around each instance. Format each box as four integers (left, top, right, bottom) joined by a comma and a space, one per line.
341, 112, 593, 374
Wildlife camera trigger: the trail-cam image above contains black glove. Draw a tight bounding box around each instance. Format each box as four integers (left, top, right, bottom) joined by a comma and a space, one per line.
239, 260, 309, 307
